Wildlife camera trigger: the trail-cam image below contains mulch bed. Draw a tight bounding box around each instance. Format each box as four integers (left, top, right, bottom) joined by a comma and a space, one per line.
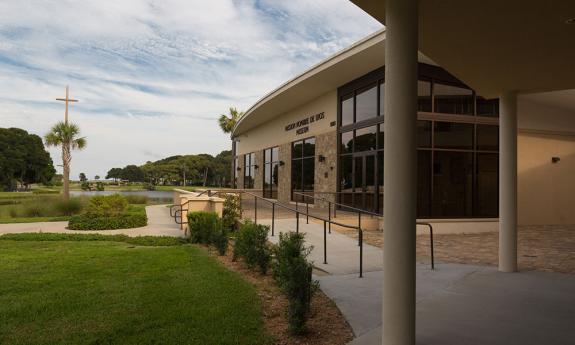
202, 245, 354, 345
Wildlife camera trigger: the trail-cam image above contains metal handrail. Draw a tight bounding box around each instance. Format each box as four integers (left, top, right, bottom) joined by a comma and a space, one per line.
171, 188, 436, 275
292, 191, 382, 218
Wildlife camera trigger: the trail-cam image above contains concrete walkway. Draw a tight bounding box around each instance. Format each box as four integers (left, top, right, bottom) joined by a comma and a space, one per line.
257, 217, 575, 345
259, 218, 383, 275
0, 205, 183, 237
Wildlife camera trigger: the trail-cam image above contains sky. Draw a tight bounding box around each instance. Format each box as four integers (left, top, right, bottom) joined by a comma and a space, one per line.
0, 0, 381, 179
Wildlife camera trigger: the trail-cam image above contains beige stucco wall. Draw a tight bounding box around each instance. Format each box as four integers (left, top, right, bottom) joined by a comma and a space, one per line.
235, 91, 337, 155
517, 98, 575, 226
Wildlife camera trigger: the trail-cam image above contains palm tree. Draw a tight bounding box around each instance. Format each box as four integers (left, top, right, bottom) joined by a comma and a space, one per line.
218, 107, 244, 134
45, 122, 86, 200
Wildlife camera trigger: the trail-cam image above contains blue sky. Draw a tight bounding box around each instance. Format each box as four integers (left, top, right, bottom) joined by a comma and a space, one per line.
0, 0, 381, 179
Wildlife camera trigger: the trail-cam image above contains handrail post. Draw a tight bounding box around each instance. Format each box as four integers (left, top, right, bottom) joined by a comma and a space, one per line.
271, 203, 275, 237
254, 195, 257, 224
358, 212, 362, 246
328, 202, 332, 234
359, 228, 363, 278
296, 212, 299, 234
323, 221, 327, 264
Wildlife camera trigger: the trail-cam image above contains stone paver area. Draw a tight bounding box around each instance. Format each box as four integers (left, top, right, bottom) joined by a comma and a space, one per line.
335, 225, 575, 274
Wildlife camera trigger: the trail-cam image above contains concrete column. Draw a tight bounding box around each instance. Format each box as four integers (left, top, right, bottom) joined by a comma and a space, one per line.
499, 91, 518, 272
382, 0, 418, 344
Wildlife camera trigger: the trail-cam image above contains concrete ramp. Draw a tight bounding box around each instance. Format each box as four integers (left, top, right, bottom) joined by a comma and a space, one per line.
258, 218, 382, 276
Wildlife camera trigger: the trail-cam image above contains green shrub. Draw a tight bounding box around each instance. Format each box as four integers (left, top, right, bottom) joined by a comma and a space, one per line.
222, 194, 242, 232
125, 195, 149, 204
187, 211, 218, 244
68, 213, 147, 230
54, 198, 83, 216
85, 194, 128, 217
96, 182, 105, 191
211, 220, 229, 255
234, 221, 271, 274
81, 181, 91, 191
9, 208, 19, 218
273, 232, 317, 335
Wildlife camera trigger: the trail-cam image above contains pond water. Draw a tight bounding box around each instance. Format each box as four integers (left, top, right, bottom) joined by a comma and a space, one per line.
70, 190, 174, 204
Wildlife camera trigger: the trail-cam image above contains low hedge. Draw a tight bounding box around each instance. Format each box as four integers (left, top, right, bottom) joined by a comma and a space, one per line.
68, 213, 147, 230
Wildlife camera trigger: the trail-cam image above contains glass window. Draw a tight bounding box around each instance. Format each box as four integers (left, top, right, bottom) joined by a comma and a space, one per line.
477, 97, 499, 117
477, 125, 499, 151
476, 154, 498, 217
244, 153, 256, 189
417, 121, 431, 148
434, 83, 474, 115
379, 82, 385, 116
341, 94, 354, 126
432, 151, 473, 217
340, 155, 353, 192
434, 122, 474, 150
355, 83, 377, 123
377, 124, 385, 149
418, 80, 432, 112
355, 126, 377, 152
272, 147, 279, 161
263, 147, 279, 198
303, 137, 315, 158
292, 140, 303, 159
341, 131, 353, 154
233, 157, 239, 188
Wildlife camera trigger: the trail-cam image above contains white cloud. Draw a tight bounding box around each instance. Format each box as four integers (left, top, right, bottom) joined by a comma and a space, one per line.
0, 0, 381, 179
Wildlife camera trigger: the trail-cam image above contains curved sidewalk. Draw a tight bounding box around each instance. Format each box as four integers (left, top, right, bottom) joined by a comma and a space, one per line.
0, 205, 184, 238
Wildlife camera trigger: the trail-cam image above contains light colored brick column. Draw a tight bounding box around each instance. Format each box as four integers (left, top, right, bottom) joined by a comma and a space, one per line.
277, 143, 292, 204
314, 131, 337, 209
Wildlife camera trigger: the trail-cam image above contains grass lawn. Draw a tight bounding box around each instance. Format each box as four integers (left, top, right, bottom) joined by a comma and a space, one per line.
0, 235, 271, 345
0, 216, 70, 224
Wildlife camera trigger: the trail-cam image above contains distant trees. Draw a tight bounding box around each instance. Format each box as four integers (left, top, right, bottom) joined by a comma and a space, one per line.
0, 128, 56, 191
106, 150, 231, 187
45, 122, 86, 201
218, 107, 243, 134
79, 173, 87, 182
94, 175, 100, 180
105, 167, 123, 182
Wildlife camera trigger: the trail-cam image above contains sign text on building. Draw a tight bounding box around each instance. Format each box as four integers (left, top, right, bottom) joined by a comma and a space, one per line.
284, 112, 325, 135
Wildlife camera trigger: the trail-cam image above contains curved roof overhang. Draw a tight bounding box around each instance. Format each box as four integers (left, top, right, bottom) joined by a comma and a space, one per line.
234, 30, 436, 136
350, 0, 575, 97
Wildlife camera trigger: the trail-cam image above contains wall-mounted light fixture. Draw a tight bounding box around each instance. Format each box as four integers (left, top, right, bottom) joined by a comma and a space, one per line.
318, 155, 326, 163
279, 161, 285, 166
552, 157, 561, 164
254, 164, 259, 170
236, 167, 241, 171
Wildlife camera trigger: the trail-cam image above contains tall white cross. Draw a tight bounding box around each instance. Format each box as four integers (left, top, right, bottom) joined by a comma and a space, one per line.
56, 86, 78, 123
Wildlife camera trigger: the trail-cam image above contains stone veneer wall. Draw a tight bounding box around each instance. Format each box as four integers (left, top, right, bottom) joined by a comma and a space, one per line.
277, 143, 292, 204
314, 131, 337, 209
236, 153, 245, 189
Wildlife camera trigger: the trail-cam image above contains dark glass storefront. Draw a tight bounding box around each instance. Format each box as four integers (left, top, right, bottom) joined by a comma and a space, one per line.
337, 63, 499, 218
244, 152, 256, 189
292, 137, 315, 203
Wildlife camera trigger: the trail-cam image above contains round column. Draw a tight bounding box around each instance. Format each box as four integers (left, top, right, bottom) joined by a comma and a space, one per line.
383, 0, 418, 344
499, 91, 518, 272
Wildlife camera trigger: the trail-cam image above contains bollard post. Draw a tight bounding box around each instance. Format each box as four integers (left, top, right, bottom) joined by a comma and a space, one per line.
358, 212, 362, 246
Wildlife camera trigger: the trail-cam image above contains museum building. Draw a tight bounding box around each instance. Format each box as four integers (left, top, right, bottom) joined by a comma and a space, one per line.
231, 30, 575, 226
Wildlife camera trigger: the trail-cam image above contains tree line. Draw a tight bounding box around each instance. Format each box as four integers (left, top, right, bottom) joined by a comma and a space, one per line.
0, 128, 56, 191
106, 150, 232, 187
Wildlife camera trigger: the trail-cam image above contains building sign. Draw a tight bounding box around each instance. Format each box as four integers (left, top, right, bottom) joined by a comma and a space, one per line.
285, 112, 325, 135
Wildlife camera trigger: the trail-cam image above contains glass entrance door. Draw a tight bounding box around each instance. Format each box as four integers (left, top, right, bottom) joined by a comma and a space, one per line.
353, 153, 377, 213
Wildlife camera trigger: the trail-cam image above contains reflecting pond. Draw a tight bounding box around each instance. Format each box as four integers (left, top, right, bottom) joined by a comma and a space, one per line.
70, 190, 173, 204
